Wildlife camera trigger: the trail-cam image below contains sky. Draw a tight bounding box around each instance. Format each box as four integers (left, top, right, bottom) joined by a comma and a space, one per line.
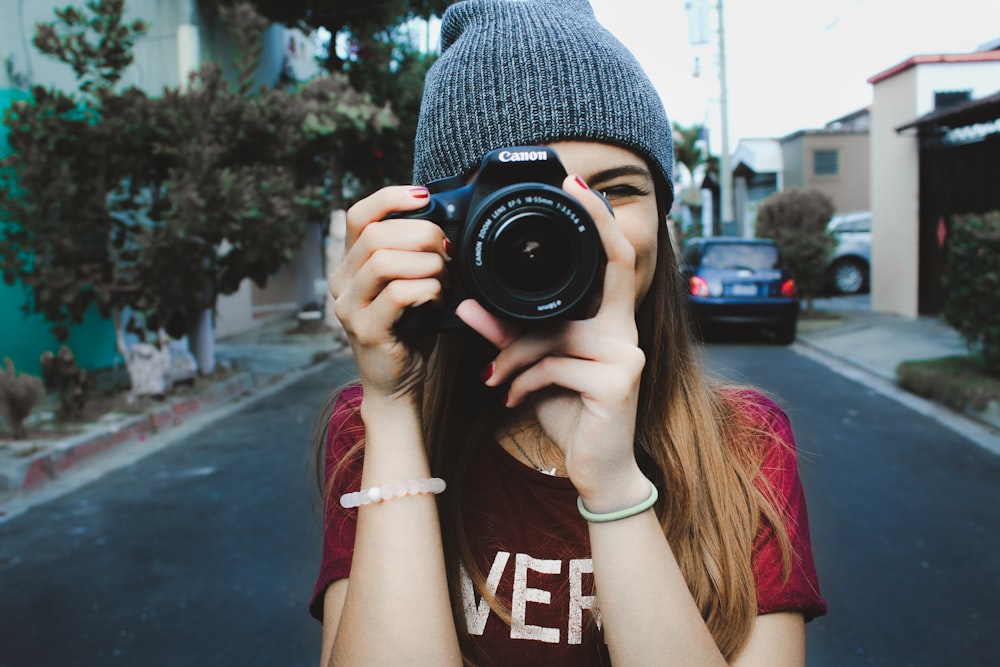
587, 0, 1000, 150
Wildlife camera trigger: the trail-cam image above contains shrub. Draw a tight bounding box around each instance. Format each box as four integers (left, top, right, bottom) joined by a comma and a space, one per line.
942, 210, 1000, 376
39, 346, 92, 420
0, 357, 45, 439
755, 187, 835, 315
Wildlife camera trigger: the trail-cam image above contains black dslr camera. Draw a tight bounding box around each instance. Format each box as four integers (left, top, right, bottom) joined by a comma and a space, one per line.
390, 146, 606, 337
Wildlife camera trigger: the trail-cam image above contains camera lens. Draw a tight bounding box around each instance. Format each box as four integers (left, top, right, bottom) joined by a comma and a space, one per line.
492, 213, 572, 295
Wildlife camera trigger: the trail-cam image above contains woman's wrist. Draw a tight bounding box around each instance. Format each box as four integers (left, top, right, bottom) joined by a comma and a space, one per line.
575, 466, 653, 516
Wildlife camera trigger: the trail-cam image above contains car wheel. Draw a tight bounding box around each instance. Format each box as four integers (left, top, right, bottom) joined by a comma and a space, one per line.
773, 320, 797, 345
831, 258, 868, 295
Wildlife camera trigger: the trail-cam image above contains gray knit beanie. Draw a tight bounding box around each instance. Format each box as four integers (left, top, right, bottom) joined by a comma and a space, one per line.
413, 0, 674, 206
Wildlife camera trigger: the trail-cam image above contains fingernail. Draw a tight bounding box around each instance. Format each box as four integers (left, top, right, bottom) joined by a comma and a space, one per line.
443, 238, 456, 258
503, 390, 510, 407
574, 174, 590, 190
410, 186, 430, 199
480, 361, 495, 383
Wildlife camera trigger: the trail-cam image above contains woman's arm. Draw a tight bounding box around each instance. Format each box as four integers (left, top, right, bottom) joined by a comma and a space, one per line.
326, 397, 460, 666
322, 186, 462, 665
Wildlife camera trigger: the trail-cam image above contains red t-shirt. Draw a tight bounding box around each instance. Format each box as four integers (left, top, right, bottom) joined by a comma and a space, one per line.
310, 385, 826, 664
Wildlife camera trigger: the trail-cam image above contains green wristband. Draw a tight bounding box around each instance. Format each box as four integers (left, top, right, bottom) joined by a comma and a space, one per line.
577, 480, 659, 523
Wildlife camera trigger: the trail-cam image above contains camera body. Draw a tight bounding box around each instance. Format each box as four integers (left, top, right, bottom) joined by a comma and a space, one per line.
390, 146, 606, 336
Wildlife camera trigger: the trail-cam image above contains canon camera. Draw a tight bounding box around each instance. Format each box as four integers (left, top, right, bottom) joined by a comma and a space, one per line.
390, 146, 606, 336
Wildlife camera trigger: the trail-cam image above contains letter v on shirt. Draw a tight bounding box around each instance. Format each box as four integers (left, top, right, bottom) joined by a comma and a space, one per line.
461, 550, 601, 644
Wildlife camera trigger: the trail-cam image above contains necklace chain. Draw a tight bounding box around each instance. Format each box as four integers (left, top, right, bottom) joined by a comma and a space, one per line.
503, 424, 559, 476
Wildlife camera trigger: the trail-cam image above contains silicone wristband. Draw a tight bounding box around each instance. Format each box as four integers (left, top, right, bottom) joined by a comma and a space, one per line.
577, 479, 659, 523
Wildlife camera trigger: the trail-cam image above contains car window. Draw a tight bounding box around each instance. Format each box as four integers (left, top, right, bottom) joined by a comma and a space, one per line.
833, 219, 870, 234
680, 243, 702, 267
700, 243, 779, 270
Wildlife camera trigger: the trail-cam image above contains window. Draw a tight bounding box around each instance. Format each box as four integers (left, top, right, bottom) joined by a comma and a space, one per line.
813, 149, 839, 176
935, 90, 971, 110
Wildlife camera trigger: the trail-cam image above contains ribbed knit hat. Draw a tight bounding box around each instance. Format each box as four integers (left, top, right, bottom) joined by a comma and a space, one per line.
413, 0, 674, 206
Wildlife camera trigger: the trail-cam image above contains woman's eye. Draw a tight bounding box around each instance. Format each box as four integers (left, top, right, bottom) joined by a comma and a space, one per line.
602, 184, 646, 200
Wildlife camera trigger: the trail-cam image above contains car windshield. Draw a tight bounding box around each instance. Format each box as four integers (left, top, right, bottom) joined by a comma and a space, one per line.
700, 243, 779, 271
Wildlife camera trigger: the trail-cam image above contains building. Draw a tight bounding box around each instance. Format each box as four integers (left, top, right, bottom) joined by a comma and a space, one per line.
779, 108, 871, 216
0, 0, 322, 375
868, 46, 1000, 318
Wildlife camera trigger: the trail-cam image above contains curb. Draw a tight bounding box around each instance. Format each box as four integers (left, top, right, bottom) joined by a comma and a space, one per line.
0, 371, 255, 504
793, 337, 1000, 457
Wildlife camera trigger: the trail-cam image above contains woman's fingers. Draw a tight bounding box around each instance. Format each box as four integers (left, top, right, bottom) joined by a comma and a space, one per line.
346, 277, 445, 345
562, 174, 638, 322
344, 185, 432, 250
454, 299, 521, 349
503, 348, 644, 409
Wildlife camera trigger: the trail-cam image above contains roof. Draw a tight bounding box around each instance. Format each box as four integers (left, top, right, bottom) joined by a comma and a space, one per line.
732, 138, 782, 174
896, 89, 1000, 132
868, 51, 1000, 85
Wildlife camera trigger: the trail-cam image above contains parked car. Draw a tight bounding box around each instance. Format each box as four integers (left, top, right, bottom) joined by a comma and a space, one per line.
827, 211, 871, 295
679, 237, 799, 344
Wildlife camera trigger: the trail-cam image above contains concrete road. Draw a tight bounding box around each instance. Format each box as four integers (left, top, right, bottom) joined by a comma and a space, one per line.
705, 340, 1000, 667
0, 357, 360, 667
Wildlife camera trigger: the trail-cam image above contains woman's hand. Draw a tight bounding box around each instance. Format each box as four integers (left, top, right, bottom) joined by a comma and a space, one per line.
328, 186, 451, 403
457, 174, 649, 507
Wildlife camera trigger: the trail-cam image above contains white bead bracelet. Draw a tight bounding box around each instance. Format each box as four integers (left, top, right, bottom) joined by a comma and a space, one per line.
340, 477, 447, 509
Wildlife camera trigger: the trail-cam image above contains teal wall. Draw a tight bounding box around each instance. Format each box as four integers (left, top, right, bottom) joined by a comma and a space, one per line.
1, 88, 119, 376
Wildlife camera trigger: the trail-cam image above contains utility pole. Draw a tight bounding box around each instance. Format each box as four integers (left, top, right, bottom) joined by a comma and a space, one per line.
717, 0, 734, 235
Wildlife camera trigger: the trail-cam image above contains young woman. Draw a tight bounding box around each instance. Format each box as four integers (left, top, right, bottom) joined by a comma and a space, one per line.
310, 1, 825, 665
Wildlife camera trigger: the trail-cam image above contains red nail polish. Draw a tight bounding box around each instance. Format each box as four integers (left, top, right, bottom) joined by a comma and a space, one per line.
410, 186, 430, 199
574, 175, 590, 190
443, 238, 456, 258
480, 361, 495, 383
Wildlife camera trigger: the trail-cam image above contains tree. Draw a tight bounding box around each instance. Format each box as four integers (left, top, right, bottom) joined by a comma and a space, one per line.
672, 121, 710, 177
755, 187, 835, 316
0, 0, 396, 378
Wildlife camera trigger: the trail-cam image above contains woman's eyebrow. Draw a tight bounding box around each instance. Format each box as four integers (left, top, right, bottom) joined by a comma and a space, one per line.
586, 164, 653, 186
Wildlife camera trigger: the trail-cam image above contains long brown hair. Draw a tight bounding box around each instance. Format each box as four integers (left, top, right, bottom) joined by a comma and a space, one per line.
315, 207, 793, 663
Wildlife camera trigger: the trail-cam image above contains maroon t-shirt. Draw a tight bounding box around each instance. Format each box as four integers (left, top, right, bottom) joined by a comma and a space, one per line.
310, 385, 826, 663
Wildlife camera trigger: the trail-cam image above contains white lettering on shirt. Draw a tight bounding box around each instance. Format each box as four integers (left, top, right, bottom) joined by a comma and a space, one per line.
569, 558, 600, 644
461, 550, 600, 645
461, 551, 510, 635
512, 553, 561, 643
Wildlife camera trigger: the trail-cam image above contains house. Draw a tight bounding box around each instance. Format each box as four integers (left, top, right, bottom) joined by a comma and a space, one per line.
731, 138, 782, 237
0, 0, 323, 375
867, 44, 1000, 318
779, 107, 871, 216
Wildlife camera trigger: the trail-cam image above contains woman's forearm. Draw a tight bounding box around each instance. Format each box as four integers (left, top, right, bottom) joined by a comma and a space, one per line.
330, 395, 461, 665
589, 509, 728, 667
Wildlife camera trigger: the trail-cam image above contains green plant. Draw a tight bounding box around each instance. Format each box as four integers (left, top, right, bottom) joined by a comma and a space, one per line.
754, 187, 835, 315
0, 357, 45, 439
40, 346, 93, 420
942, 210, 1000, 376
897, 355, 1000, 411
0, 0, 395, 367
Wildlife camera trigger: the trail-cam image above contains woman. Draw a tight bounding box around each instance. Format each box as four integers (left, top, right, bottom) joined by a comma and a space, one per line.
310, 1, 826, 665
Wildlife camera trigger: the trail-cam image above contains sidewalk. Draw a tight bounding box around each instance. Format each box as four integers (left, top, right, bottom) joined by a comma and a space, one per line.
0, 315, 346, 515
1, 298, 998, 514
795, 295, 1000, 454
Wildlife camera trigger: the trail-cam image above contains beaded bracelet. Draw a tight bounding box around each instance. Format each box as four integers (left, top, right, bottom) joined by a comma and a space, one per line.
577, 479, 659, 523
340, 477, 446, 509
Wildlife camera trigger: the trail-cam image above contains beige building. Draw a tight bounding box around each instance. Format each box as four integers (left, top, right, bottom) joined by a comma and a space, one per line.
868, 49, 1000, 318
779, 108, 871, 215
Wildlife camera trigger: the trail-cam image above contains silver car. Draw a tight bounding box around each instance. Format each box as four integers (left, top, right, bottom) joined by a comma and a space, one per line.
827, 211, 871, 295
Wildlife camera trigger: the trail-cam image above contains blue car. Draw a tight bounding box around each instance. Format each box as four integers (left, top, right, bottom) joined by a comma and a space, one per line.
679, 237, 799, 344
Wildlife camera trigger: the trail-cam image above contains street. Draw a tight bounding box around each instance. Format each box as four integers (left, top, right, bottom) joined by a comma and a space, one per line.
1, 342, 998, 666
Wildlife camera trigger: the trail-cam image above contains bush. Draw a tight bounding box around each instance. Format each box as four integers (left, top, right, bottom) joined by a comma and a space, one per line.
0, 357, 45, 439
942, 210, 1000, 376
755, 187, 835, 314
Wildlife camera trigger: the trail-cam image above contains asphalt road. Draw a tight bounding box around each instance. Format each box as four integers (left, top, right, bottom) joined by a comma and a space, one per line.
1, 341, 998, 666
705, 339, 1000, 667
0, 359, 359, 667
